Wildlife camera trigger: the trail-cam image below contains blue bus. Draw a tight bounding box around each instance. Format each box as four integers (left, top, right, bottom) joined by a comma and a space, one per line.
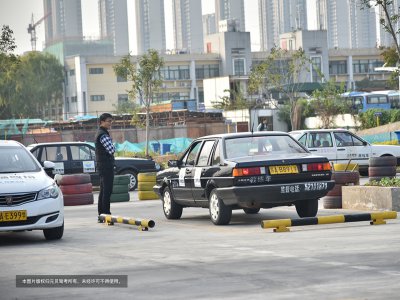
341, 90, 399, 112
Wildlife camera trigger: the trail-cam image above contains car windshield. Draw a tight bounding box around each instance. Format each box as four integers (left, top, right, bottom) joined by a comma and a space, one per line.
225, 135, 306, 159
0, 145, 41, 173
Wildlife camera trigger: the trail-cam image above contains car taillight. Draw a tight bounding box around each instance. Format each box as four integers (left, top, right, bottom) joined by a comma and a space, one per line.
302, 162, 331, 172
232, 167, 266, 177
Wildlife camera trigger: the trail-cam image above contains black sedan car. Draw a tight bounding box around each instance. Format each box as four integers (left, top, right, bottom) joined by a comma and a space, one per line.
27, 142, 160, 190
154, 132, 335, 225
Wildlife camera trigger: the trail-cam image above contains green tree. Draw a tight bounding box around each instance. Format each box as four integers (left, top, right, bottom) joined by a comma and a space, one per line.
0, 25, 16, 54
248, 47, 313, 130
114, 49, 164, 156
213, 88, 250, 110
310, 81, 347, 128
10, 52, 64, 119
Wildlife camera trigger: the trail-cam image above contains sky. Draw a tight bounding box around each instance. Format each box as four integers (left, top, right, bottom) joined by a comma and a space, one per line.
0, 0, 265, 55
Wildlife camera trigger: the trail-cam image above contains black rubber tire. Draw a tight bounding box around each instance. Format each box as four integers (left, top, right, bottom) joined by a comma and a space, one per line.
162, 187, 182, 219
63, 193, 94, 206
295, 199, 318, 218
322, 196, 342, 209
118, 170, 138, 191
209, 189, 232, 225
368, 166, 397, 177
43, 223, 64, 240
113, 175, 130, 185
57, 174, 91, 185
369, 156, 397, 167
326, 184, 343, 197
112, 184, 129, 194
110, 193, 130, 202
332, 171, 360, 185
243, 208, 260, 214
60, 183, 93, 195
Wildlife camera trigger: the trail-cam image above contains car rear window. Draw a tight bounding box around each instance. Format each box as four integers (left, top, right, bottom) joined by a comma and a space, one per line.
225, 135, 306, 159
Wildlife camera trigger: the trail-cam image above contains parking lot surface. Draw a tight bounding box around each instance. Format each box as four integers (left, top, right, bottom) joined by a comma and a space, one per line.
1, 192, 399, 299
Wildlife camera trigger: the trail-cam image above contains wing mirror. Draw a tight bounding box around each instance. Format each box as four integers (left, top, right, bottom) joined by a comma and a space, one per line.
168, 160, 182, 167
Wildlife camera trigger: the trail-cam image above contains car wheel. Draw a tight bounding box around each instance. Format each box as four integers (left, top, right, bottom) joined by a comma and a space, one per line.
243, 208, 260, 214
43, 222, 64, 240
119, 170, 138, 191
208, 189, 232, 225
295, 199, 318, 218
162, 187, 182, 219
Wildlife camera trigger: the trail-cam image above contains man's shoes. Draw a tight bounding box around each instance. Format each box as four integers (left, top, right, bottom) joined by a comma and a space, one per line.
97, 216, 104, 223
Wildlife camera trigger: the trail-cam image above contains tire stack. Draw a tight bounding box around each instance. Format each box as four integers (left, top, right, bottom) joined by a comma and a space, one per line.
110, 175, 130, 202
368, 156, 397, 182
323, 170, 360, 209
138, 172, 159, 201
56, 174, 94, 206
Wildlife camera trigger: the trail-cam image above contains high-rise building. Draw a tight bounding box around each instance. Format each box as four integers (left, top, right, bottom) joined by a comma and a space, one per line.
99, 0, 129, 56
135, 0, 166, 54
258, 0, 307, 51
203, 13, 217, 36
215, 0, 245, 32
376, 0, 400, 47
172, 0, 204, 53
43, 0, 83, 46
325, 0, 376, 49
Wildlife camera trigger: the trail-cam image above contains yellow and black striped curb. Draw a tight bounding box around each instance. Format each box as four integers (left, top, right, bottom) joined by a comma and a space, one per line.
261, 211, 397, 232
99, 214, 155, 231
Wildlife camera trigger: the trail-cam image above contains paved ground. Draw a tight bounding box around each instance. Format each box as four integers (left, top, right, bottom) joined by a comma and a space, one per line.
1, 191, 399, 300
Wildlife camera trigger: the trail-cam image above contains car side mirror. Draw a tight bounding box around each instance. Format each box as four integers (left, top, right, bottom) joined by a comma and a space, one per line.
43, 161, 55, 169
168, 160, 181, 167
363, 141, 368, 146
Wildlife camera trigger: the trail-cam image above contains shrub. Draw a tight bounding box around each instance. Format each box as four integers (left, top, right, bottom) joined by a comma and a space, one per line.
365, 177, 400, 187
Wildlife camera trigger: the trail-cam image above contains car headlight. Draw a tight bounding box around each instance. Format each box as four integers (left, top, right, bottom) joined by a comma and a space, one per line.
155, 163, 161, 170
37, 184, 60, 200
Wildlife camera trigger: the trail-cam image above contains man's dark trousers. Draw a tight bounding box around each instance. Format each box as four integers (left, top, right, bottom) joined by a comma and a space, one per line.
98, 167, 114, 215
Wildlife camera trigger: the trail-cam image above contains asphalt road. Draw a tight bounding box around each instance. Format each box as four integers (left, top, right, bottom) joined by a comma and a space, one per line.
1, 192, 399, 300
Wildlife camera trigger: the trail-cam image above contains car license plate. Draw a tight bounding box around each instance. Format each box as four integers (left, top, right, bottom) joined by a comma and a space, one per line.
269, 165, 298, 175
0, 210, 27, 222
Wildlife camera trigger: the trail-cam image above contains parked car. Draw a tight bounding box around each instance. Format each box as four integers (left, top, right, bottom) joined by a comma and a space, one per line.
289, 129, 400, 176
153, 132, 334, 225
0, 140, 64, 240
27, 142, 161, 191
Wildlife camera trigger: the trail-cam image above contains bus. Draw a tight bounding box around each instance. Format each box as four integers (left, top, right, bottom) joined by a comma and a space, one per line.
340, 90, 400, 112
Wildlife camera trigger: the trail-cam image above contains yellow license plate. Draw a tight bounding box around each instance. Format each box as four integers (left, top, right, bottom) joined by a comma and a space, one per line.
269, 165, 298, 175
0, 210, 27, 222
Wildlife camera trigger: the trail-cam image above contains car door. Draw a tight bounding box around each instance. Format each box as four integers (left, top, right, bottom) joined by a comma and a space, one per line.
173, 141, 203, 202
191, 139, 217, 202
333, 131, 371, 165
38, 145, 69, 175
306, 132, 337, 162
69, 144, 96, 174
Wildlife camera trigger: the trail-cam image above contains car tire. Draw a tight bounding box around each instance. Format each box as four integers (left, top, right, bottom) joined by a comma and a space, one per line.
326, 184, 343, 197
243, 208, 260, 214
43, 222, 64, 240
368, 166, 397, 177
138, 182, 156, 191
112, 184, 129, 194
110, 193, 130, 202
332, 171, 360, 185
119, 170, 138, 191
209, 189, 232, 225
295, 199, 318, 218
322, 196, 342, 209
113, 175, 130, 185
369, 156, 397, 167
63, 193, 94, 206
57, 174, 91, 185
138, 191, 159, 200
60, 183, 93, 195
162, 187, 182, 219
138, 172, 157, 182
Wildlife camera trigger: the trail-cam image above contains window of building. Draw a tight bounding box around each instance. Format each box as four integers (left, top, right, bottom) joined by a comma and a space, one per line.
329, 60, 347, 75
89, 68, 104, 74
117, 75, 127, 82
195, 64, 219, 79
118, 94, 129, 104
90, 95, 105, 101
233, 58, 245, 76
311, 56, 322, 82
71, 96, 77, 103
69, 69, 75, 76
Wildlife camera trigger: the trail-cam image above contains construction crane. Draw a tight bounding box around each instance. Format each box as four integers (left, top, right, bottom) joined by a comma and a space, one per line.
27, 12, 51, 51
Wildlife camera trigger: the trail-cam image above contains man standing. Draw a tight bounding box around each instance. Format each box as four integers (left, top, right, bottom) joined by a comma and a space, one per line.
257, 118, 268, 131
95, 113, 115, 222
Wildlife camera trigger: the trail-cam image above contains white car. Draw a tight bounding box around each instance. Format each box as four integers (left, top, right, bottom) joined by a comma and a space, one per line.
0, 140, 64, 240
289, 129, 400, 176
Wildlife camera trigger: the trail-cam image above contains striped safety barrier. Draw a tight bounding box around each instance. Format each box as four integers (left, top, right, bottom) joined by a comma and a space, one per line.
261, 211, 398, 232
99, 214, 155, 231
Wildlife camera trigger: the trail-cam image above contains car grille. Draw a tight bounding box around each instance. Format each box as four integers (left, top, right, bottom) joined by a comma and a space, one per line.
0, 192, 37, 206
0, 216, 42, 227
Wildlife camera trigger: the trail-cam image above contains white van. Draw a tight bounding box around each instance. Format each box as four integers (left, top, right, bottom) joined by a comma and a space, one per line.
0, 140, 64, 240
